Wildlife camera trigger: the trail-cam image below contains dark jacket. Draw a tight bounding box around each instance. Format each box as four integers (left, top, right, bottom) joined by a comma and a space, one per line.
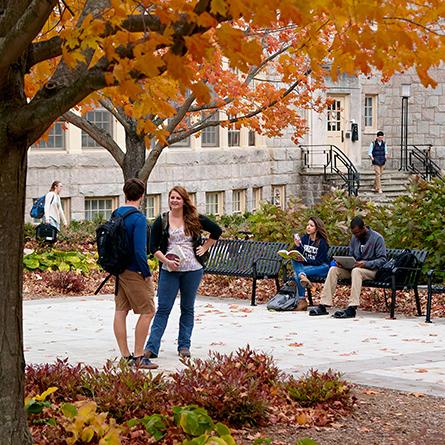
150, 213, 222, 256
296, 234, 329, 266
371, 140, 386, 166
349, 227, 387, 270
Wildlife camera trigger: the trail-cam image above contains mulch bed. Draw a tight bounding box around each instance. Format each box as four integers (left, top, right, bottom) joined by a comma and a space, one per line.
235, 385, 445, 445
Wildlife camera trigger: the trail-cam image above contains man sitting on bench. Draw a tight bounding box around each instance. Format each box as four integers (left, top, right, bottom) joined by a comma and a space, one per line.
309, 216, 387, 319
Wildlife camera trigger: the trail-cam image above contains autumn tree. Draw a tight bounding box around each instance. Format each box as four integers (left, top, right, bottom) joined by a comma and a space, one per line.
1, 1, 444, 444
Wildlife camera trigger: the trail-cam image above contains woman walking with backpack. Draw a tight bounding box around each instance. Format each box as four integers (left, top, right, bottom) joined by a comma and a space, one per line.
44, 180, 67, 231
144, 186, 222, 360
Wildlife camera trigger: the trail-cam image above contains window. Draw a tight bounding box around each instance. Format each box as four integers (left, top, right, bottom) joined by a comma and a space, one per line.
201, 112, 219, 147
248, 129, 256, 146
327, 100, 341, 131
188, 192, 196, 206
81, 109, 113, 148
272, 185, 286, 210
33, 121, 65, 149
228, 124, 240, 147
61, 198, 71, 224
232, 189, 247, 214
146, 194, 161, 219
84, 197, 118, 221
205, 191, 224, 215
364, 95, 377, 130
252, 187, 263, 212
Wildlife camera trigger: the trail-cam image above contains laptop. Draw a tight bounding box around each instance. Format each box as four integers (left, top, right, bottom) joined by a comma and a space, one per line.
333, 255, 356, 269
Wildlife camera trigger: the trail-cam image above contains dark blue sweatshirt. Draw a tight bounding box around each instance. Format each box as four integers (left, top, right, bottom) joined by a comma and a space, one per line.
296, 234, 329, 266
114, 206, 151, 278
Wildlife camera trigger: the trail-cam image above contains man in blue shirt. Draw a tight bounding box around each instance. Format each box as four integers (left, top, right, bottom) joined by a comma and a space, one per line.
368, 131, 389, 193
113, 178, 158, 369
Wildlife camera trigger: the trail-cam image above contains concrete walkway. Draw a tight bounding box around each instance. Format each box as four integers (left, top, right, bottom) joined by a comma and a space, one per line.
24, 295, 445, 397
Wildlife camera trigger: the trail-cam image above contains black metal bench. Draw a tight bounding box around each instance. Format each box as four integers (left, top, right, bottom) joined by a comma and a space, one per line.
204, 239, 288, 306
426, 270, 445, 323
294, 246, 427, 319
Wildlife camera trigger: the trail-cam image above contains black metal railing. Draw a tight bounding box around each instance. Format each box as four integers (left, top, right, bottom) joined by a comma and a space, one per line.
406, 144, 443, 181
300, 144, 360, 196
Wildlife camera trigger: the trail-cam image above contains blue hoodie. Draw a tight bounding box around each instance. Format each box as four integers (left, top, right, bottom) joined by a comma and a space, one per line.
114, 206, 151, 278
296, 234, 329, 266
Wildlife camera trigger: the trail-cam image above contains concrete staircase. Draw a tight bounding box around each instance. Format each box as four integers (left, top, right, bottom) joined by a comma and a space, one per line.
356, 170, 412, 205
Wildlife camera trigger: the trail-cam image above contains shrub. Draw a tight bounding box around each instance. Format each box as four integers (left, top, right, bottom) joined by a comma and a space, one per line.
80, 360, 170, 422
23, 250, 98, 273
387, 176, 445, 280
169, 346, 283, 426
46, 271, 86, 293
286, 369, 352, 408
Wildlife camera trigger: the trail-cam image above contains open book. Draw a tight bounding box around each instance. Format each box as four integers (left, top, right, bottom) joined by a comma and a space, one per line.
277, 249, 307, 262
164, 245, 186, 271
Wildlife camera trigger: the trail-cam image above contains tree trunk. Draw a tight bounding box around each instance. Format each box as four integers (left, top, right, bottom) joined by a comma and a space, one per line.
0, 134, 32, 444
123, 126, 147, 182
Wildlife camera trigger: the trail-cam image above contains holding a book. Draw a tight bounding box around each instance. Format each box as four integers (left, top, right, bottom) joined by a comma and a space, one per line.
287, 216, 330, 311
144, 186, 222, 361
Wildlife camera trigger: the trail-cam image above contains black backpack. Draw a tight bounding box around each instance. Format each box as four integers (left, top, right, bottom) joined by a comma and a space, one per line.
375, 249, 419, 285
96, 208, 140, 276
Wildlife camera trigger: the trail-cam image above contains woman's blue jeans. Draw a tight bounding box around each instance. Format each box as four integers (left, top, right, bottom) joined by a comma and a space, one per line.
291, 260, 329, 299
145, 268, 204, 355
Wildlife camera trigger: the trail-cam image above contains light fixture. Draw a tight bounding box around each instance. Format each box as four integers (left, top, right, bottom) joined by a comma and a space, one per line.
401, 83, 411, 98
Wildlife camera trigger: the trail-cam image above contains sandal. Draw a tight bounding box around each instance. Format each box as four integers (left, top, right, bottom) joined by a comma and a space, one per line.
309, 305, 329, 316
299, 274, 312, 289
332, 308, 356, 319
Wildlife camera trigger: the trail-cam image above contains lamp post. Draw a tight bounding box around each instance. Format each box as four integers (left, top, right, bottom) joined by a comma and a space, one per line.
400, 83, 411, 171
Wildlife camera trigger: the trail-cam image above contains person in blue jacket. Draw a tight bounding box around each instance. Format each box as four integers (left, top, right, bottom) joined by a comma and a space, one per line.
368, 131, 389, 193
291, 216, 330, 311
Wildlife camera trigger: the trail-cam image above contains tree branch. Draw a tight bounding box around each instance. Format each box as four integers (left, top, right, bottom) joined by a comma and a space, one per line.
0, 0, 57, 82
98, 97, 132, 132
26, 35, 62, 71
63, 110, 125, 167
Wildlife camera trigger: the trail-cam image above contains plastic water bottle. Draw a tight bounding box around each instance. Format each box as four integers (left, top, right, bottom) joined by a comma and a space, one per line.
293, 232, 300, 244
330, 259, 337, 267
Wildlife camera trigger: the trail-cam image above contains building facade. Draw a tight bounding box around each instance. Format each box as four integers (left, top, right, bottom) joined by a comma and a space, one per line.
25, 69, 445, 222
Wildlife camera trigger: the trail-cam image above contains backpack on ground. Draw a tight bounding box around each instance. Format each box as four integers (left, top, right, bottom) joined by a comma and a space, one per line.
267, 280, 299, 311
94, 208, 140, 294
375, 249, 419, 285
30, 194, 53, 219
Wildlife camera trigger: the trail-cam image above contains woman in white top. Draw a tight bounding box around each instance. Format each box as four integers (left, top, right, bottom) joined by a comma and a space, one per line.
44, 181, 67, 231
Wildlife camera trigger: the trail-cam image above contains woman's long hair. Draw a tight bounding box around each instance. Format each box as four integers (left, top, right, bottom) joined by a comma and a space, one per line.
309, 216, 329, 244
169, 186, 201, 237
50, 181, 61, 191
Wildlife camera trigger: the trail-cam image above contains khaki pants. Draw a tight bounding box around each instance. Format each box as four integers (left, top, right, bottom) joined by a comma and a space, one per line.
374, 165, 384, 192
320, 266, 377, 307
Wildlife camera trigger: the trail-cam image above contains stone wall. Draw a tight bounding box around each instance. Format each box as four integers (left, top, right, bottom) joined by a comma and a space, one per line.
26, 144, 303, 221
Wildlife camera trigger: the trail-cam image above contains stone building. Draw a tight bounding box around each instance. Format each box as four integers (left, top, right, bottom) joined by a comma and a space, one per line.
25, 69, 445, 222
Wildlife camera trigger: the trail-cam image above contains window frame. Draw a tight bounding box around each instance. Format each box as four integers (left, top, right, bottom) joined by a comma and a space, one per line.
252, 187, 263, 212
232, 189, 247, 214
84, 196, 119, 221
81, 109, 114, 149
272, 185, 286, 210
32, 121, 66, 150
145, 194, 161, 220
201, 112, 220, 147
205, 191, 224, 216
364, 95, 378, 131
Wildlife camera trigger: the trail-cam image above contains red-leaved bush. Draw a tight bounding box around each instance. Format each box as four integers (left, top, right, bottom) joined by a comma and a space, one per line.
168, 346, 284, 426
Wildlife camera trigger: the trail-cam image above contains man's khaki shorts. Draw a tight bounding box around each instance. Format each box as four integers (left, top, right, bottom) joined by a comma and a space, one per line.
115, 270, 155, 315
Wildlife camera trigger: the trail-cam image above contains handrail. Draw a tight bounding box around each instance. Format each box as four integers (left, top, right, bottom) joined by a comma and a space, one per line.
407, 144, 443, 182
299, 144, 360, 196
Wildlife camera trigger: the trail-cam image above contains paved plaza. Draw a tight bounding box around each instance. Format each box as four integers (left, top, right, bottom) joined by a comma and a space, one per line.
24, 294, 445, 397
